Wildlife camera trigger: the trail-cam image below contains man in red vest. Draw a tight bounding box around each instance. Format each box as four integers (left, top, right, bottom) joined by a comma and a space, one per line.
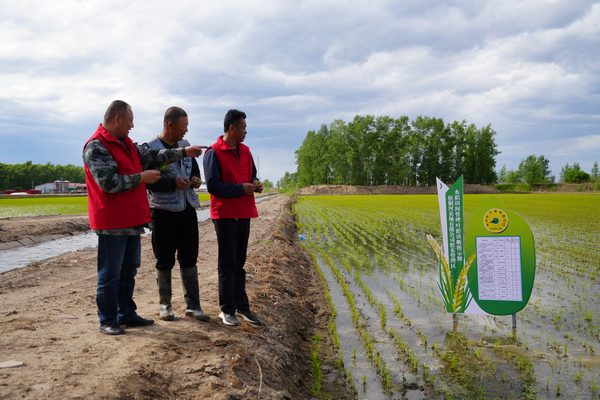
203, 109, 263, 326
83, 100, 205, 335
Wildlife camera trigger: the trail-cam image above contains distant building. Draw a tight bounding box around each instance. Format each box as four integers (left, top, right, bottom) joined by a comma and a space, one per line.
32, 181, 86, 194
34, 183, 56, 194
53, 180, 71, 193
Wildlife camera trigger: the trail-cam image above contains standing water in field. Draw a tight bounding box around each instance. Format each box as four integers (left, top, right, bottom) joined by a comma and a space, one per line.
0, 208, 212, 273
0, 196, 278, 273
0, 231, 97, 273
294, 194, 600, 399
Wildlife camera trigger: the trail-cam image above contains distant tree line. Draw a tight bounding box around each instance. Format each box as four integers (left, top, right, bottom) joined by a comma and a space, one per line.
498, 158, 599, 185
560, 161, 599, 183
293, 115, 499, 187
276, 171, 298, 189
497, 155, 553, 185
0, 161, 85, 191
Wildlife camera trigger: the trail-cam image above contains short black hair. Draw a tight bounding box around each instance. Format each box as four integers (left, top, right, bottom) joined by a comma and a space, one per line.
164, 106, 188, 126
104, 100, 130, 124
224, 109, 246, 132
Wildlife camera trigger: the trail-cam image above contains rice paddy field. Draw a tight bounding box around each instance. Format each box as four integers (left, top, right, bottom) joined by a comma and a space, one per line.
0, 196, 89, 218
0, 194, 211, 219
294, 193, 600, 399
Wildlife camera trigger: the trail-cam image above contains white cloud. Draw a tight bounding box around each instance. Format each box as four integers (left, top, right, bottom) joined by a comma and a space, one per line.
556, 134, 600, 156
0, 0, 599, 183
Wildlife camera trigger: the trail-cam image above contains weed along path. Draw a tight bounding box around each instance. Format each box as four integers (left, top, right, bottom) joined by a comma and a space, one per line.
294, 193, 600, 399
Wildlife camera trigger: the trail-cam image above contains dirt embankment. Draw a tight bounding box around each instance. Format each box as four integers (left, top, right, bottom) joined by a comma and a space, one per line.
0, 195, 352, 400
0, 214, 91, 248
295, 184, 500, 196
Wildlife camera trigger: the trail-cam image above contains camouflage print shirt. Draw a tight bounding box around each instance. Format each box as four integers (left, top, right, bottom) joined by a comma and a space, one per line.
83, 138, 186, 236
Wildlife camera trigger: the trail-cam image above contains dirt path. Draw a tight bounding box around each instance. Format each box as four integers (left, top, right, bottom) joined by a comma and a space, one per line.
0, 195, 352, 400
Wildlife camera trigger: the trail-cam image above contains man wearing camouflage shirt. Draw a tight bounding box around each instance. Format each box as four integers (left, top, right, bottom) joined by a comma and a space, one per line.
83, 100, 205, 336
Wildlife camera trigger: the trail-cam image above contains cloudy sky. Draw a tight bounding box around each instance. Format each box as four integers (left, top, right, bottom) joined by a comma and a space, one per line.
1, 0, 598, 184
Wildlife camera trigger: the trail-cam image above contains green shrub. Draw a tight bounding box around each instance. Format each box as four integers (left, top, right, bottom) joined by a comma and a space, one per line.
494, 184, 517, 192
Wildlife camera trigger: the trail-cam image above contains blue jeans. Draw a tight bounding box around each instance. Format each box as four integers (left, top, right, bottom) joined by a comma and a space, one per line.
96, 234, 141, 325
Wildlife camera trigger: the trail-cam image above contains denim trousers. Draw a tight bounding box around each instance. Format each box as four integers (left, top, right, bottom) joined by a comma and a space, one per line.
212, 218, 251, 315
96, 234, 140, 325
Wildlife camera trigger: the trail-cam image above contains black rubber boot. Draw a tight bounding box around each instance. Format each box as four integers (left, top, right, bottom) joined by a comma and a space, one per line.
156, 269, 174, 321
180, 266, 210, 322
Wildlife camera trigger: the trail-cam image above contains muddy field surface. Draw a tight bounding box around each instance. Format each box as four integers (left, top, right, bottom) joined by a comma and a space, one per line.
0, 194, 352, 400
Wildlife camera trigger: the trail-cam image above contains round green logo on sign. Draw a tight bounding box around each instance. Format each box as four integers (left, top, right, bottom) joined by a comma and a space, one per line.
484, 208, 508, 233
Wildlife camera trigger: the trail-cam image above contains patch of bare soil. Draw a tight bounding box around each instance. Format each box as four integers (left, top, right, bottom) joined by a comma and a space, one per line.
295, 184, 499, 196
0, 195, 352, 400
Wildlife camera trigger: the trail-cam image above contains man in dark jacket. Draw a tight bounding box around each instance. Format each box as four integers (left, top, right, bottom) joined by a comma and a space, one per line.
145, 107, 209, 323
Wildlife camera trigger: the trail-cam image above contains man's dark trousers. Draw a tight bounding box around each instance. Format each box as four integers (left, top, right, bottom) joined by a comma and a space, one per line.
151, 207, 199, 270
212, 218, 251, 315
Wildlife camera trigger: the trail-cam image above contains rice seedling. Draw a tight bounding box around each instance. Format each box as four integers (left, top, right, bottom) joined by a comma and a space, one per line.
310, 335, 323, 397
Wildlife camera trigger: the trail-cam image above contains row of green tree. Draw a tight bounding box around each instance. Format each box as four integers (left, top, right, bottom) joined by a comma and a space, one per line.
560, 162, 599, 183
293, 115, 499, 187
278, 156, 600, 189
498, 156, 599, 185
0, 161, 85, 191
276, 171, 299, 190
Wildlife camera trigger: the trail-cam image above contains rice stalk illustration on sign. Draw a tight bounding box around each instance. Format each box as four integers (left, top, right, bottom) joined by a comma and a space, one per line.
426, 176, 476, 313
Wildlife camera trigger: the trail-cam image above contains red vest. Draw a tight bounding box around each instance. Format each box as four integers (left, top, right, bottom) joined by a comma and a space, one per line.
84, 124, 151, 230
209, 136, 258, 219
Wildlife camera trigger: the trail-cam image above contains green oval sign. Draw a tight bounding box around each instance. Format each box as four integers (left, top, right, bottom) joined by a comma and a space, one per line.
465, 196, 536, 315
